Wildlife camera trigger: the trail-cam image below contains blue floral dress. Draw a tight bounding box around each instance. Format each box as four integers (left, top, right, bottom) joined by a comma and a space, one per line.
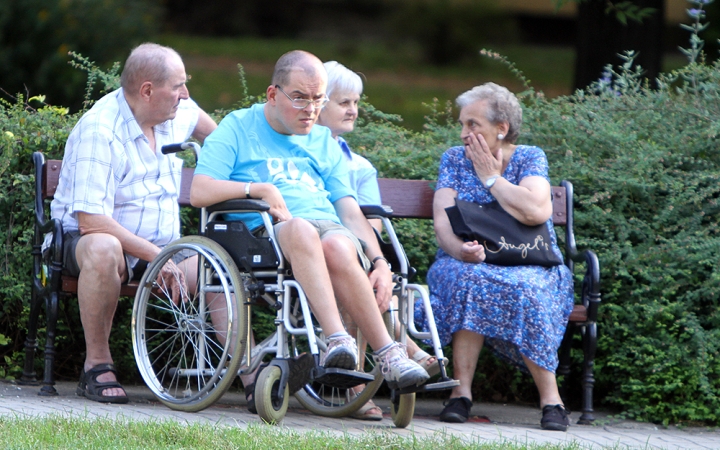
416, 145, 575, 373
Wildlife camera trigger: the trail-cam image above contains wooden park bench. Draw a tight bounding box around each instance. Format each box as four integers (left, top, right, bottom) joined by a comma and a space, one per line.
22, 153, 600, 424
375, 178, 600, 424
20, 152, 196, 398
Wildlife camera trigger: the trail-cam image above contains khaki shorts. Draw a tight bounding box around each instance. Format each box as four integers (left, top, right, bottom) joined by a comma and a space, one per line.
62, 231, 190, 282
271, 219, 371, 273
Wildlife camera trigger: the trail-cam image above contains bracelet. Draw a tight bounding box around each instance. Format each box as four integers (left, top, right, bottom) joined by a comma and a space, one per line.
245, 181, 253, 198
371, 256, 391, 270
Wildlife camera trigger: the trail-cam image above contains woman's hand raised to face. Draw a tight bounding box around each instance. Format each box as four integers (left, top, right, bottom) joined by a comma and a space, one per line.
464, 132, 503, 184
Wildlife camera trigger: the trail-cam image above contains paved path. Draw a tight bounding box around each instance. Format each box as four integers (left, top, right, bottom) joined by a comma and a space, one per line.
1, 380, 718, 449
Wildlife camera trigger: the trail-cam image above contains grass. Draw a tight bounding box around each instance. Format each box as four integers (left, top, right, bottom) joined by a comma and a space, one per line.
157, 33, 689, 132
0, 415, 590, 449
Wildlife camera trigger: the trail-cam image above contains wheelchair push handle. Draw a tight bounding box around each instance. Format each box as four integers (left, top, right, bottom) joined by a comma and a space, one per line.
360, 204, 393, 218
161, 142, 201, 160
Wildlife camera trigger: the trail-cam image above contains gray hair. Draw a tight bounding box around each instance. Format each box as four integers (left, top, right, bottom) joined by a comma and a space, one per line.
456, 83, 523, 143
324, 61, 363, 98
271, 50, 323, 87
120, 43, 181, 92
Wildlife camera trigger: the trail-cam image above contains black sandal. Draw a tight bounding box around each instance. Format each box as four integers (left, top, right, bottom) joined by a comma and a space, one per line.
76, 363, 129, 404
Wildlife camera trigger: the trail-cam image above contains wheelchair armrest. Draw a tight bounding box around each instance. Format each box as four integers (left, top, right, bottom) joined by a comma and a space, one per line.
360, 204, 393, 218
206, 199, 270, 213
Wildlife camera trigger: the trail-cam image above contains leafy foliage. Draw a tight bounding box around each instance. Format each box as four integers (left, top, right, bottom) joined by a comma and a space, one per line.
0, 94, 77, 377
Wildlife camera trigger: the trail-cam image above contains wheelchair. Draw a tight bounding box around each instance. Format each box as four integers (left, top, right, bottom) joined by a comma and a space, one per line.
131, 143, 458, 426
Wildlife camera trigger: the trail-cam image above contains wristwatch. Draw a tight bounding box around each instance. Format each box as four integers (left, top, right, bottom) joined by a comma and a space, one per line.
485, 176, 500, 189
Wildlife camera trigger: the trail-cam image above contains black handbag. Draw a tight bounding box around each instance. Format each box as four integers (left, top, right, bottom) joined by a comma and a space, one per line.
445, 199, 563, 267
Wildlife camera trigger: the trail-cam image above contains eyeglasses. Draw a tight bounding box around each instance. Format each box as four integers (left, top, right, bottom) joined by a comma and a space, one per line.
275, 85, 329, 110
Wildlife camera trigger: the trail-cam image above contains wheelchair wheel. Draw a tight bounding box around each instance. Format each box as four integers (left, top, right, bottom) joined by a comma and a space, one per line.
255, 365, 290, 423
132, 236, 247, 412
391, 393, 416, 428
390, 292, 417, 428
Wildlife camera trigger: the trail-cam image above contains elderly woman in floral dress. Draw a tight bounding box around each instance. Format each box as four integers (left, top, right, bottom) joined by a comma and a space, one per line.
419, 82, 575, 431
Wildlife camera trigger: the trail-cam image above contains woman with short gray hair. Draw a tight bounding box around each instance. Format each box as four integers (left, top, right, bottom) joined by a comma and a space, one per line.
454, 82, 523, 143
317, 61, 447, 421
419, 82, 574, 431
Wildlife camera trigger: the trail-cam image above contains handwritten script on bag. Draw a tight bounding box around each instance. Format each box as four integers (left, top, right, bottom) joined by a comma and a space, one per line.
484, 235, 551, 258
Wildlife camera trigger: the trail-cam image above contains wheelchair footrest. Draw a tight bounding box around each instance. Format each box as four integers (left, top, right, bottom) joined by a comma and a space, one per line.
395, 378, 460, 395
277, 353, 315, 395
312, 367, 375, 389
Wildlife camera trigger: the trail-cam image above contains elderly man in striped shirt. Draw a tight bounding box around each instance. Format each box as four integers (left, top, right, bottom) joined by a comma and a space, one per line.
50, 43, 216, 404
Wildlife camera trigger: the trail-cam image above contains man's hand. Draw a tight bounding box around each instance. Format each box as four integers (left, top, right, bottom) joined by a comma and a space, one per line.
156, 259, 188, 305
254, 183, 293, 222
368, 262, 393, 311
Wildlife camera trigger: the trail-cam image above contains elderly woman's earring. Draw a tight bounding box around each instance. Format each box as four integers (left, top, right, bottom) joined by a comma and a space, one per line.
497, 133, 504, 140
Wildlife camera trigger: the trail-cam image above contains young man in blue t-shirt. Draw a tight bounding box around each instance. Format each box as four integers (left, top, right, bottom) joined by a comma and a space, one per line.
191, 51, 429, 402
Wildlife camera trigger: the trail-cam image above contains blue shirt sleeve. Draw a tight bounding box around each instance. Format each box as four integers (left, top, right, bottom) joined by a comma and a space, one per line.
195, 111, 245, 181
517, 146, 550, 182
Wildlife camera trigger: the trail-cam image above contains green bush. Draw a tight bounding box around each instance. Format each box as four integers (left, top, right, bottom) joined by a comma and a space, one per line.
0, 94, 78, 377
520, 53, 720, 424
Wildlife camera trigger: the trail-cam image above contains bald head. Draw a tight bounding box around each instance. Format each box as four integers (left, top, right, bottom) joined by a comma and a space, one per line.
271, 50, 326, 87
120, 43, 183, 94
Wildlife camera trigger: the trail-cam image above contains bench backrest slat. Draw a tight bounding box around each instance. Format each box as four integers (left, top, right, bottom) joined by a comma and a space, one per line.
41, 161, 566, 226
377, 177, 567, 226
377, 178, 435, 219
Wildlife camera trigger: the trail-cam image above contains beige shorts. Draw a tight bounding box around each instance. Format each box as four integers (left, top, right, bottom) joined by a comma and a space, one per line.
272, 219, 371, 273
62, 231, 191, 282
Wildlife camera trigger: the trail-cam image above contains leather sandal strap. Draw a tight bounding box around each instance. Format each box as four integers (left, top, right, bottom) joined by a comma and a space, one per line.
85, 363, 119, 378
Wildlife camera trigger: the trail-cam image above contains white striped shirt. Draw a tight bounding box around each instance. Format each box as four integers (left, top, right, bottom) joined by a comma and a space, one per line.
50, 88, 199, 267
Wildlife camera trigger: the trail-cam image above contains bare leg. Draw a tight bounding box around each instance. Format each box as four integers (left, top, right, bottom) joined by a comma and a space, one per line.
521, 355, 564, 407
274, 219, 349, 337
323, 234, 393, 351
75, 233, 127, 398
180, 256, 258, 388
448, 330, 484, 401
390, 294, 427, 359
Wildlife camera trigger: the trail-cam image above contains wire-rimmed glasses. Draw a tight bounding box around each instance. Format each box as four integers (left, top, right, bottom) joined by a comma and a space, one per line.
275, 85, 329, 110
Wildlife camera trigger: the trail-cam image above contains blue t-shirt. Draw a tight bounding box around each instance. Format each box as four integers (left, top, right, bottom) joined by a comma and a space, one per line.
195, 103, 356, 230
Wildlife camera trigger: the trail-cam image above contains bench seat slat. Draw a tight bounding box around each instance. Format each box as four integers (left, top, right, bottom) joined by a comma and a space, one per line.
61, 276, 141, 297
43, 160, 194, 207
569, 304, 588, 322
